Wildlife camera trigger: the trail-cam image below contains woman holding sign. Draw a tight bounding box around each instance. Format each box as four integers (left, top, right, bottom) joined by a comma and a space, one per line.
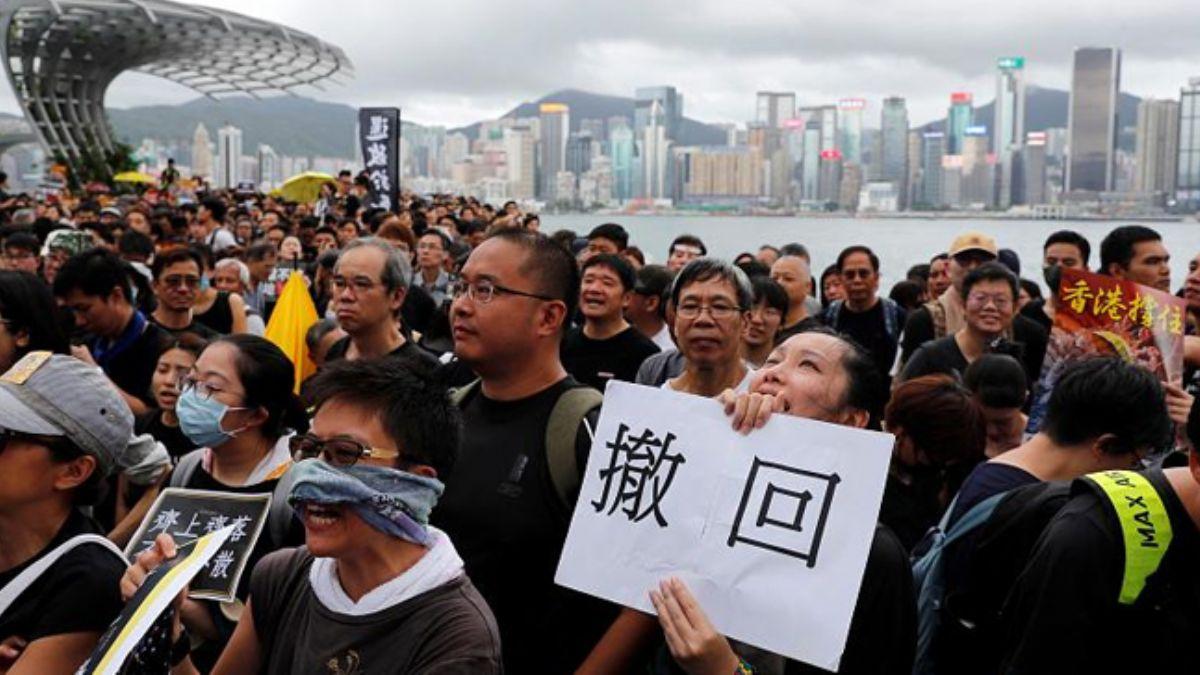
163, 335, 309, 670
122, 358, 501, 674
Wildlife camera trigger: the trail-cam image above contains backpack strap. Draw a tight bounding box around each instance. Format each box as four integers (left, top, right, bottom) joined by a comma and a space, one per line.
0, 534, 126, 619
545, 387, 603, 511
1085, 470, 1173, 605
170, 449, 204, 489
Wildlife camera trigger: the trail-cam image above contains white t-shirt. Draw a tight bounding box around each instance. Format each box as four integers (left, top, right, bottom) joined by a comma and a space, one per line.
650, 325, 675, 352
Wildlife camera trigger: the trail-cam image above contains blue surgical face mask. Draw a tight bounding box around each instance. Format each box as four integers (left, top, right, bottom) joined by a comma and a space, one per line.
199, 275, 211, 292
177, 386, 246, 448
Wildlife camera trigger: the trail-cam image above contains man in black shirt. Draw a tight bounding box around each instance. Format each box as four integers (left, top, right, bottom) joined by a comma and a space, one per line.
824, 246, 905, 409
148, 248, 220, 340
54, 248, 170, 414
323, 237, 436, 369
0, 352, 141, 673
996, 401, 1200, 674
433, 229, 616, 673
562, 254, 659, 391
932, 358, 1172, 675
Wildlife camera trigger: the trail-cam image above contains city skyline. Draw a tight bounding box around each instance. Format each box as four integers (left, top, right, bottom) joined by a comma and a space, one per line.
0, 0, 1191, 129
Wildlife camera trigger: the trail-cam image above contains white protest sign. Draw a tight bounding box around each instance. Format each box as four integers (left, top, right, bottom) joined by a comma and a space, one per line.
555, 381, 893, 671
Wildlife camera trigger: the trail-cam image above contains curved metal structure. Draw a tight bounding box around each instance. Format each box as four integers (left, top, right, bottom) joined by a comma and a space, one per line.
0, 0, 352, 176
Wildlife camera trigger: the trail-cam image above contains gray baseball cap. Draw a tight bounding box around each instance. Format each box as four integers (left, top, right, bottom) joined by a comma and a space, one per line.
0, 351, 133, 475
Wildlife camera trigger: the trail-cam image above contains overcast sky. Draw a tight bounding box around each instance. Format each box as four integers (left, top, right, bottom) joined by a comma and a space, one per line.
1, 0, 1197, 129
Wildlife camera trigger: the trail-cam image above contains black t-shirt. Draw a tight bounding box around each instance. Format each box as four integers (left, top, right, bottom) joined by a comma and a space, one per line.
948, 462, 1039, 526
900, 335, 968, 382
1018, 298, 1053, 334
785, 524, 916, 675
0, 510, 125, 643
561, 325, 660, 391
100, 320, 171, 407
829, 300, 904, 382
880, 470, 943, 552
901, 311, 1048, 386
431, 377, 616, 673
194, 291, 235, 335
997, 469, 1200, 674
323, 336, 440, 371
401, 284, 436, 336
135, 411, 198, 461
150, 315, 221, 341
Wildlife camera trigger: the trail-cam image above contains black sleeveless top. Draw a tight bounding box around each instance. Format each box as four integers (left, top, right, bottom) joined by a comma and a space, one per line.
195, 290, 234, 335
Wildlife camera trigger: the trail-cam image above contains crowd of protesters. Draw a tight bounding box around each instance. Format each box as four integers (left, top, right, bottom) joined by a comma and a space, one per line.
0, 164, 1197, 674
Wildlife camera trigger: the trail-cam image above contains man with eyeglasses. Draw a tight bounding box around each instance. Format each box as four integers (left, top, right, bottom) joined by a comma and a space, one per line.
323, 238, 436, 368
663, 258, 755, 396
148, 248, 219, 340
433, 229, 616, 673
1, 232, 39, 275
823, 246, 906, 395
902, 262, 1044, 385
413, 230, 453, 307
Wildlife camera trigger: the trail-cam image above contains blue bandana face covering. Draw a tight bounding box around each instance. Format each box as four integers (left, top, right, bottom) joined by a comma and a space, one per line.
176, 387, 245, 448
288, 458, 445, 546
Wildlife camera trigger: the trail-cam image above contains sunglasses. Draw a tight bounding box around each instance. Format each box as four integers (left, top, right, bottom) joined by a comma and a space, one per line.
289, 433, 402, 467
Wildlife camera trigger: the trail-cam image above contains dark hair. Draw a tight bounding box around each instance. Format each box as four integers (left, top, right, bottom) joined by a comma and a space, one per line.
1100, 225, 1161, 274
215, 335, 308, 440
1041, 357, 1171, 453
52, 248, 131, 303
735, 259, 771, 279
960, 261, 1018, 302
305, 317, 341, 354
796, 325, 881, 416
419, 229, 452, 251
3, 231, 38, 254
963, 354, 1027, 409
1044, 230, 1091, 267
623, 246, 645, 266
118, 231, 154, 260
633, 265, 674, 321
151, 247, 203, 281
885, 375, 986, 465
671, 257, 753, 311
888, 280, 925, 311
243, 242, 277, 263
819, 265, 841, 308
779, 243, 810, 261
588, 223, 629, 251
158, 331, 209, 362
907, 263, 931, 284
581, 253, 636, 292
0, 271, 68, 357
930, 252, 949, 264
1018, 278, 1043, 303
486, 229, 581, 322
670, 234, 707, 256
200, 197, 227, 223
303, 358, 461, 479
759, 244, 780, 257
997, 248, 1021, 276
836, 245, 879, 272
751, 276, 789, 315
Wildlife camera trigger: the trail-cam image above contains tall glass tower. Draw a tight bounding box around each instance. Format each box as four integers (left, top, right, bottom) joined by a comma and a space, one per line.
946, 93, 973, 154
1066, 47, 1121, 193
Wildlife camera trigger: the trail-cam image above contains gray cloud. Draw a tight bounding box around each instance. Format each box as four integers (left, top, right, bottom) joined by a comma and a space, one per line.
0, 0, 1196, 129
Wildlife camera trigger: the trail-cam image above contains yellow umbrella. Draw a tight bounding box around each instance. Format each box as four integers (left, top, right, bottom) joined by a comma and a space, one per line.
112, 171, 157, 185
264, 272, 319, 393
279, 171, 336, 204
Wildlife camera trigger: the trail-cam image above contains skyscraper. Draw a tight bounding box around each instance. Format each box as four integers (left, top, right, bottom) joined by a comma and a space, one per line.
1021, 131, 1048, 205
609, 123, 635, 202
538, 103, 569, 200
880, 97, 909, 206
961, 126, 993, 206
994, 57, 1027, 208
503, 126, 535, 200
565, 132, 594, 176
641, 100, 670, 199
256, 144, 279, 189
191, 123, 213, 180
1134, 98, 1180, 196
1177, 78, 1200, 209
946, 93, 973, 154
216, 124, 242, 189
756, 92, 797, 129
838, 98, 866, 164
635, 86, 682, 142
921, 131, 946, 207
1066, 47, 1121, 193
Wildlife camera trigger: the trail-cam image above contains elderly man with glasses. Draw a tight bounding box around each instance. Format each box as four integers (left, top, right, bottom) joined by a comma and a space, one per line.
663, 258, 756, 397
823, 245, 906, 402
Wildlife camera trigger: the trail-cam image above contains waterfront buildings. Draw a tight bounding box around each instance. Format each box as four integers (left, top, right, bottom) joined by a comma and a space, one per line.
1066, 47, 1122, 193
